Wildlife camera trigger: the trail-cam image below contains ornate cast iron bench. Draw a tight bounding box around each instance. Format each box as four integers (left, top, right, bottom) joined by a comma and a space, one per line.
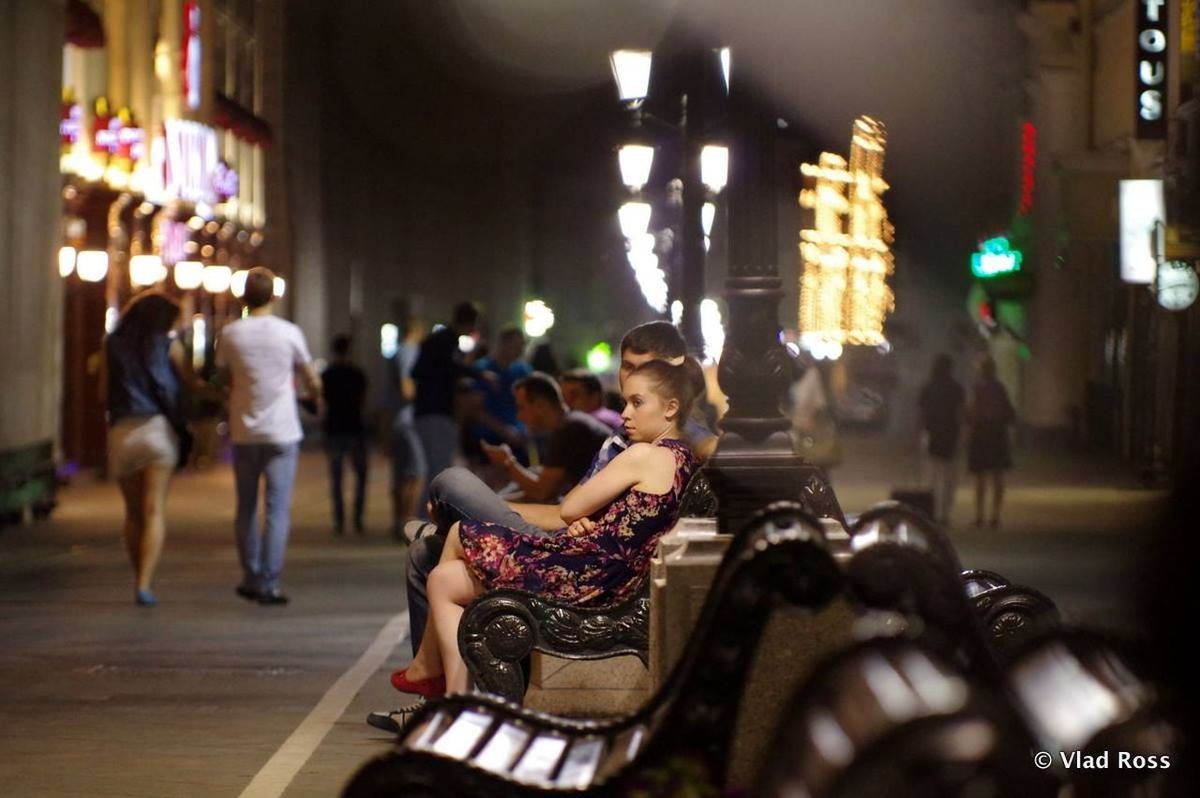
457, 469, 721, 705
961, 569, 1062, 667
840, 502, 1001, 682
344, 502, 842, 797
753, 636, 1054, 798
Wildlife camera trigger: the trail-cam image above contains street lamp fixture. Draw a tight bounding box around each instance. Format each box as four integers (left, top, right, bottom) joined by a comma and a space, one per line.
617, 144, 655, 191
174, 260, 204, 290
701, 202, 716, 237
610, 45, 730, 350
609, 50, 652, 107
618, 201, 653, 239
700, 145, 729, 194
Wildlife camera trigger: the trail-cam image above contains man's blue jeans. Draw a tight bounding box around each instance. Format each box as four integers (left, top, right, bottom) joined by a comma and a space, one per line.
406, 466, 554, 653
233, 442, 300, 593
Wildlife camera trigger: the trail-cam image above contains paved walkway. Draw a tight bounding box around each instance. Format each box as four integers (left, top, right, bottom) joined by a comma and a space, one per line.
0, 435, 1168, 795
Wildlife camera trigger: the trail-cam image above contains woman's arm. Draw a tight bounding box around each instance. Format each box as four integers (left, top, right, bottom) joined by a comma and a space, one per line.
560, 444, 652, 523
506, 501, 566, 531
168, 338, 213, 396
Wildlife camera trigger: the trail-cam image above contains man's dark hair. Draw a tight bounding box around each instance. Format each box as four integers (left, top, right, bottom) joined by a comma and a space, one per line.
332, 334, 353, 357
513, 371, 564, 409
243, 267, 275, 309
452, 301, 480, 329
560, 368, 603, 398
620, 320, 686, 358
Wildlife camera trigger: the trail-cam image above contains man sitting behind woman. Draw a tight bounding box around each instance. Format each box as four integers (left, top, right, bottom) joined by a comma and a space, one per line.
393, 357, 701, 697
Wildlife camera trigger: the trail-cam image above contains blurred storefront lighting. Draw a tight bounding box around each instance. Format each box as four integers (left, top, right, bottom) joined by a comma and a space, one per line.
230, 269, 249, 298
701, 202, 716, 236
201, 264, 231, 294
192, 314, 206, 370
1119, 179, 1163, 284
129, 254, 166, 287
58, 246, 77, 278
458, 335, 477, 354
273, 276, 286, 298
174, 260, 204, 290
75, 250, 108, 282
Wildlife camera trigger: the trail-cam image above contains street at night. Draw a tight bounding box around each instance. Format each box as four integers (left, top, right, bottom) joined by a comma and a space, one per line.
2, 1, 1198, 796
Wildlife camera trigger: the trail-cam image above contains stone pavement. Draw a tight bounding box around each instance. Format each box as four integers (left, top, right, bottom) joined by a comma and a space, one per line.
0, 434, 1168, 796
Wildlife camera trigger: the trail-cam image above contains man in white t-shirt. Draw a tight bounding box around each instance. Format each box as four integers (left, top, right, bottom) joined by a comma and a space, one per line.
216, 267, 321, 605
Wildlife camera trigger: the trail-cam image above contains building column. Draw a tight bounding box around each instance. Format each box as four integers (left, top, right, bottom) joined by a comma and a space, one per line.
1021, 5, 1091, 439
0, 0, 66, 453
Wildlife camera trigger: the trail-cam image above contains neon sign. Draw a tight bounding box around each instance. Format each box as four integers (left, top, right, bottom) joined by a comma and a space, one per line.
1136, 0, 1168, 139
1018, 122, 1036, 216
971, 236, 1023, 278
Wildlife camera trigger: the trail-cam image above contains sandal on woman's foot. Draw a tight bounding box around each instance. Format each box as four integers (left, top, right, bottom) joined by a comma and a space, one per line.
367, 697, 426, 735
390, 668, 446, 697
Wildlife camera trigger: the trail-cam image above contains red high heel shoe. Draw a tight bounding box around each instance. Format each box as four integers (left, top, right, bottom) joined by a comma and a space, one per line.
390, 668, 446, 697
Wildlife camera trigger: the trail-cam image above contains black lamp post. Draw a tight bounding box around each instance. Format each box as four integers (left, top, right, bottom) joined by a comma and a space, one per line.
610, 47, 728, 354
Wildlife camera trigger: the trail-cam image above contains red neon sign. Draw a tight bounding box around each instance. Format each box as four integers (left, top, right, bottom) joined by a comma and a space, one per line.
1018, 121, 1037, 216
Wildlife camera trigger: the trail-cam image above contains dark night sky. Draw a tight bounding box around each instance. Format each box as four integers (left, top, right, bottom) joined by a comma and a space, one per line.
296, 0, 1025, 366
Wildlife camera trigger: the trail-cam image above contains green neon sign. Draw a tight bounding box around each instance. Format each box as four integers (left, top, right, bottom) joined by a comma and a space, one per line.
970, 236, 1023, 278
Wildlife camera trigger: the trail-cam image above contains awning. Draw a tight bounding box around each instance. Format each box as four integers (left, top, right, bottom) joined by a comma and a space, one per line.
65, 0, 105, 49
213, 93, 273, 147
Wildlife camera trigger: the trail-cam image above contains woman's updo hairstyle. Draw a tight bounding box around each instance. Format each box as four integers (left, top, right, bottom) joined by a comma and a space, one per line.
629, 356, 704, 428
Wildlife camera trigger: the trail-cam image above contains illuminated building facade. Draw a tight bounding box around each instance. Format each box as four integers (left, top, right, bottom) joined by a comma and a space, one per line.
797, 116, 895, 359
57, 0, 286, 472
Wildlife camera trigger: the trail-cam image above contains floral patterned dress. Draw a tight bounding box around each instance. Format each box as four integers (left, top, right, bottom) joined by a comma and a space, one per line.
459, 439, 697, 607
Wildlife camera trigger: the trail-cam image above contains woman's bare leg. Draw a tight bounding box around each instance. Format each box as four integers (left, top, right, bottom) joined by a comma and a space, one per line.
428, 558, 483, 693
404, 522, 470, 680
118, 471, 145, 574
136, 465, 173, 592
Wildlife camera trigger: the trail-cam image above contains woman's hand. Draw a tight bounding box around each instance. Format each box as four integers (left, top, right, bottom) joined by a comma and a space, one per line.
565, 517, 597, 537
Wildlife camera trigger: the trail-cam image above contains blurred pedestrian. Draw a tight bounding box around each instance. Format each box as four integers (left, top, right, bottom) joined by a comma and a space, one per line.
966, 354, 1016, 528
100, 290, 213, 606
917, 353, 966, 525
216, 267, 321, 605
411, 302, 480, 512
467, 326, 531, 468
389, 317, 426, 538
559, 368, 624, 432
322, 334, 368, 535
788, 354, 840, 472
529, 342, 560, 377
